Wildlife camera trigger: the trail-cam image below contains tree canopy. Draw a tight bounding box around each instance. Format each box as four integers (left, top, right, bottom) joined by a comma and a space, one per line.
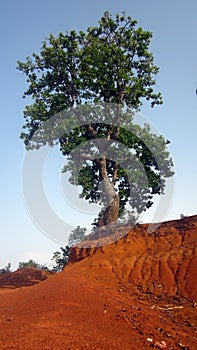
18, 11, 174, 228
17, 259, 40, 270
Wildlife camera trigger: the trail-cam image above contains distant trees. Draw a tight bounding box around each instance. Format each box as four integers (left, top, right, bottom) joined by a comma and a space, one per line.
180, 213, 187, 219
6, 262, 11, 272
51, 226, 86, 271
51, 246, 70, 272
1, 226, 86, 275
0, 262, 12, 274
18, 259, 40, 269
68, 226, 87, 246
17, 259, 49, 271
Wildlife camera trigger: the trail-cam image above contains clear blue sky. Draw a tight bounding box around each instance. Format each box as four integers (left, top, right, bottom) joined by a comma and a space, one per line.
0, 0, 196, 270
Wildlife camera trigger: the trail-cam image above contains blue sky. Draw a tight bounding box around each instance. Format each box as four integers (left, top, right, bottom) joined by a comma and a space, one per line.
0, 0, 196, 270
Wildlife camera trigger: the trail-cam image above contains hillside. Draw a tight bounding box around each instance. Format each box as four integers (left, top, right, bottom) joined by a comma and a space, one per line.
70, 214, 197, 301
0, 215, 196, 349
0, 267, 51, 288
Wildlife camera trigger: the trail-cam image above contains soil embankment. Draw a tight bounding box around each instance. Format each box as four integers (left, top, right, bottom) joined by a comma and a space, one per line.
0, 215, 196, 349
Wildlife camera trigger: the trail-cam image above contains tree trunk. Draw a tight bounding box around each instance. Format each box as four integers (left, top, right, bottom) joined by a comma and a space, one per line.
97, 157, 120, 227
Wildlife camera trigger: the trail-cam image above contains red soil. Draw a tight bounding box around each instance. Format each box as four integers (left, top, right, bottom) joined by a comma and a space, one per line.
0, 268, 51, 289
0, 215, 196, 349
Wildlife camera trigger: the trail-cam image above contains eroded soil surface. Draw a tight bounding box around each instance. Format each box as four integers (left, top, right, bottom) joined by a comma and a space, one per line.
0, 268, 51, 289
0, 215, 196, 349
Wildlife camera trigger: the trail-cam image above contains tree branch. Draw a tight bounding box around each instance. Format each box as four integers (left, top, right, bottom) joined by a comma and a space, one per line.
112, 162, 118, 185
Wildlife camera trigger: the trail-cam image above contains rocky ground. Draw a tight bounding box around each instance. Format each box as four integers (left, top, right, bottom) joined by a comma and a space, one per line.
0, 215, 196, 349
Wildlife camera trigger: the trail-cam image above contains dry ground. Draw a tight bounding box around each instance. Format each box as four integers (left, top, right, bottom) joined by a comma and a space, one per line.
0, 215, 196, 349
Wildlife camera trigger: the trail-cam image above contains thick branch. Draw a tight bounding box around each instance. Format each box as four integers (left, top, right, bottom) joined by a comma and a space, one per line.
112, 162, 118, 185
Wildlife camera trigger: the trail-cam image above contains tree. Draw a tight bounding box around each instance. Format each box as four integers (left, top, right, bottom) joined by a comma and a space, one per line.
51, 246, 70, 272
180, 213, 187, 219
0, 262, 12, 274
18, 11, 174, 227
5, 262, 12, 272
68, 226, 87, 246
18, 259, 40, 270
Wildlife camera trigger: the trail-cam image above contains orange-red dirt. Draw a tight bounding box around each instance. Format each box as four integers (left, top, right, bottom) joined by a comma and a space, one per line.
0, 215, 196, 349
0, 268, 51, 289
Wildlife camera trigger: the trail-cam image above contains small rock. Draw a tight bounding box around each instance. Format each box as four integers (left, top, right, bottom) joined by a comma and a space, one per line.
166, 332, 172, 338
155, 340, 167, 349
146, 337, 153, 342
177, 343, 189, 350
158, 327, 164, 333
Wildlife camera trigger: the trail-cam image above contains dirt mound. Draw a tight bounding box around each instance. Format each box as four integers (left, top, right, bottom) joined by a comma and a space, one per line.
0, 267, 51, 288
0, 215, 196, 349
70, 215, 197, 301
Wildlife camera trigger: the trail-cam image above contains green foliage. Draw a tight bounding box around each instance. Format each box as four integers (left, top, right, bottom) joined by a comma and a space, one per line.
68, 226, 87, 246
18, 11, 162, 145
18, 259, 41, 270
18, 11, 174, 226
81, 12, 162, 107
51, 246, 70, 272
51, 227, 86, 272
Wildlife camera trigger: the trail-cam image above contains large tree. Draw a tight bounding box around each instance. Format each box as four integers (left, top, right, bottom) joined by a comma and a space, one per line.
18, 11, 174, 227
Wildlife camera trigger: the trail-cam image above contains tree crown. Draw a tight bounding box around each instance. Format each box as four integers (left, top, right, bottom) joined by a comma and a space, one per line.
18, 11, 173, 227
